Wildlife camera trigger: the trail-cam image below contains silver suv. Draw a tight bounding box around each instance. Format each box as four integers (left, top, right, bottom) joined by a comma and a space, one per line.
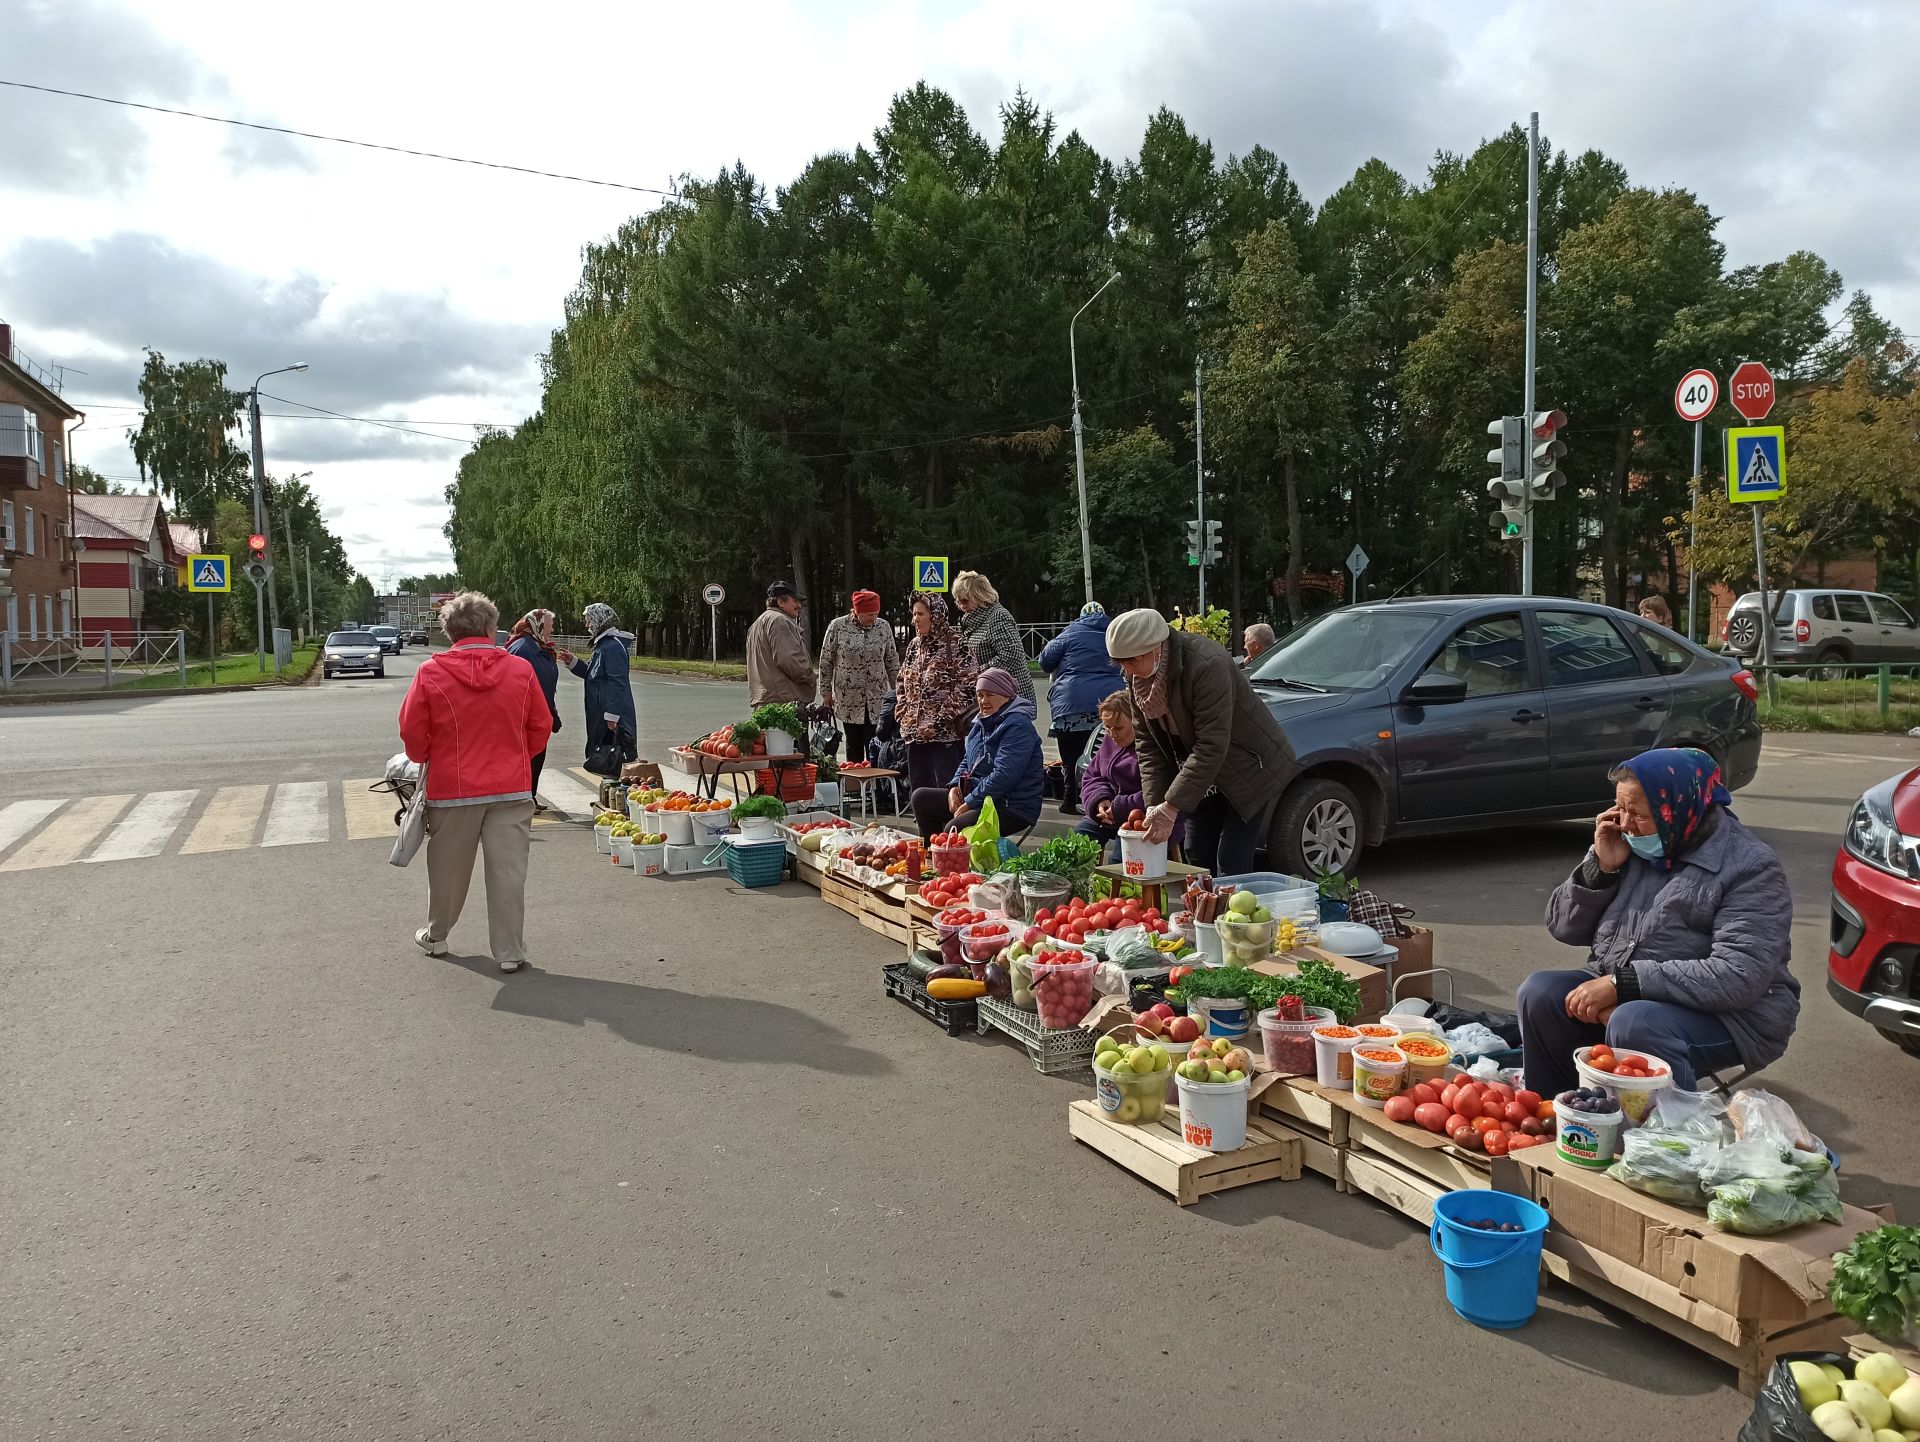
1723, 589, 1920, 671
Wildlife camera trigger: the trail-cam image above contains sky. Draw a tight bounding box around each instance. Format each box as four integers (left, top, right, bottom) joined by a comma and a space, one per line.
3, 0, 1915, 587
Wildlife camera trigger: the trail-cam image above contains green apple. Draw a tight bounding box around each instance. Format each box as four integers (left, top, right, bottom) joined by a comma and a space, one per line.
1226, 1068, 1246, 1083
1842, 1382, 1894, 1434
1857, 1354, 1907, 1398
1251, 906, 1271, 923
1095, 1034, 1121, 1057
1128, 1048, 1157, 1074
1792, 1362, 1841, 1412
1228, 889, 1257, 916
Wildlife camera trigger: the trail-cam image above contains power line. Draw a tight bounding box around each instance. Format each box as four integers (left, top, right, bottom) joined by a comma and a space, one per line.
70, 399, 513, 427
257, 392, 492, 443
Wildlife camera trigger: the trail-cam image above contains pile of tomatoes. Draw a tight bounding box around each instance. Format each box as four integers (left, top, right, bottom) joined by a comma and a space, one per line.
689, 725, 763, 760
1380, 1076, 1556, 1158
936, 905, 990, 928
1030, 895, 1170, 945
917, 872, 983, 908
1580, 1044, 1666, 1079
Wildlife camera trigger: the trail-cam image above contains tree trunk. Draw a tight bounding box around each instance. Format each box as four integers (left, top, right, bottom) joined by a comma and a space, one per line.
924, 449, 940, 511
790, 531, 811, 641
1663, 533, 1679, 617
1599, 422, 1632, 608
1283, 455, 1303, 625
1137, 534, 1157, 612
841, 472, 855, 599
1230, 467, 1245, 638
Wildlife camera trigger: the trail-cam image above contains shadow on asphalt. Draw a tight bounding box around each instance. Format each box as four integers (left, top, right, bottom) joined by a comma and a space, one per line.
1762, 1077, 1920, 1221
440, 954, 896, 1078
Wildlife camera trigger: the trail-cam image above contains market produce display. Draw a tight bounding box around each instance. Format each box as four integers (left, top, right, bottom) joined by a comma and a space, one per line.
1579, 1044, 1666, 1078
690, 720, 761, 758
1130, 1003, 1202, 1044
997, 833, 1103, 887
1028, 894, 1170, 945
1166, 959, 1362, 1025
1830, 1225, 1920, 1347
1773, 1349, 1920, 1442
1028, 950, 1097, 1028
1176, 1037, 1250, 1084
1377, 1076, 1551, 1156
1091, 1034, 1171, 1124
917, 872, 984, 907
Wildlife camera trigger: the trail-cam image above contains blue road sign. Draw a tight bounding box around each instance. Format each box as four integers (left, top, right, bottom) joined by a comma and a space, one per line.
186, 553, 231, 592
913, 555, 949, 592
1726, 426, 1785, 504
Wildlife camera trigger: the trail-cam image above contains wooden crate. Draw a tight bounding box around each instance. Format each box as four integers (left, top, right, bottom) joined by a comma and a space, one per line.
1068, 1100, 1302, 1206
1256, 1077, 1349, 1184
820, 871, 913, 946
1341, 1149, 1452, 1226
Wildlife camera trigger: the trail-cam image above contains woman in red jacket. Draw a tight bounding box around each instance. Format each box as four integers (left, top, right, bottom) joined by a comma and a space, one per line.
399, 592, 552, 972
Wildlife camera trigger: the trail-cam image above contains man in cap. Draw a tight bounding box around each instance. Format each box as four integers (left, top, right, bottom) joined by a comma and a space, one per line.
747, 581, 817, 706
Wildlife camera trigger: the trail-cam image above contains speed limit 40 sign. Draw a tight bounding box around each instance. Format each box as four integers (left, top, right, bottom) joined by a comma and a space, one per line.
1674, 369, 1719, 423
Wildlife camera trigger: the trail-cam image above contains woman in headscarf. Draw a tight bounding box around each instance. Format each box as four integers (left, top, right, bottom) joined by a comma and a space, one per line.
1039, 600, 1122, 815
556, 602, 636, 774
894, 593, 978, 802
910, 667, 1045, 841
818, 589, 900, 767
951, 570, 1035, 704
505, 607, 562, 804
1520, 747, 1798, 1095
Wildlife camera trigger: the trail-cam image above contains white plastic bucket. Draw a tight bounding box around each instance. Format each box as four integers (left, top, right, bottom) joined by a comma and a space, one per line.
737, 815, 778, 839
633, 841, 665, 877
659, 809, 694, 846
691, 809, 732, 843
1351, 1044, 1408, 1108
1555, 1092, 1625, 1168
763, 728, 797, 756
627, 798, 649, 823
594, 824, 614, 854
1175, 1072, 1250, 1152
1573, 1046, 1674, 1129
1256, 1005, 1337, 1077
1093, 1059, 1170, 1125
1116, 828, 1168, 880
611, 835, 634, 867
1312, 1024, 1363, 1086
1189, 996, 1252, 1041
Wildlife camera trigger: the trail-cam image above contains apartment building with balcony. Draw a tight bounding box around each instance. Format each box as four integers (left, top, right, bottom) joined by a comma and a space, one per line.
0, 321, 80, 650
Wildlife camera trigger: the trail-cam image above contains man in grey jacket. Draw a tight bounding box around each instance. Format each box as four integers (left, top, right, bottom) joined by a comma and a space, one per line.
1521, 747, 1799, 1096
746, 581, 817, 706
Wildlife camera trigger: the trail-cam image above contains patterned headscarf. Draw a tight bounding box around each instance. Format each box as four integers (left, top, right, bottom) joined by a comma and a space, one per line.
583, 602, 618, 640
1080, 601, 1106, 618
896, 593, 978, 742
1615, 746, 1732, 870
510, 608, 556, 657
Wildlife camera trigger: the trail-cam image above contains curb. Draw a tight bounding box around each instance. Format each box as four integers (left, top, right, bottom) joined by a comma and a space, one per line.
0, 681, 298, 705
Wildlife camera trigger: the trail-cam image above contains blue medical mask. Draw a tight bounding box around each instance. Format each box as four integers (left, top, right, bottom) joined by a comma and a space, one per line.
1627, 831, 1665, 861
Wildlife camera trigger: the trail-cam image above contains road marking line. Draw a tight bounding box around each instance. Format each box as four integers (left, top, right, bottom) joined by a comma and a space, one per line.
179, 784, 270, 854
0, 793, 134, 871
0, 798, 67, 857
539, 769, 600, 821
342, 778, 396, 841
261, 781, 330, 847
566, 766, 599, 788
86, 790, 197, 863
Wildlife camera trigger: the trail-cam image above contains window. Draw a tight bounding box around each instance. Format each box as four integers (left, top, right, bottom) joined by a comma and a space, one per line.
1539, 610, 1643, 686
1868, 595, 1915, 628
53, 441, 63, 487
1418, 614, 1531, 697
1, 497, 12, 546
5, 594, 16, 640
0, 403, 37, 462
59, 593, 71, 638
24, 506, 34, 555
1633, 623, 1696, 676
27, 593, 39, 641
1812, 594, 1837, 621
1835, 594, 1873, 624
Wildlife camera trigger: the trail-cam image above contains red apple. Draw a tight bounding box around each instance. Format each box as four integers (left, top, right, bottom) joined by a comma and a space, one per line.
1149, 1003, 1175, 1021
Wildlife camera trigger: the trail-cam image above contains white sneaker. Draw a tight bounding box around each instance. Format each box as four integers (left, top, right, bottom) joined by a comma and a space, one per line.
499, 958, 524, 973
414, 927, 447, 957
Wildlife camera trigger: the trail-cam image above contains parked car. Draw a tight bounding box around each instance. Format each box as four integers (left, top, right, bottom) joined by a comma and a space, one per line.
323, 630, 385, 679
1829, 766, 1920, 1057
370, 625, 403, 655
1244, 596, 1762, 875
1722, 588, 1920, 674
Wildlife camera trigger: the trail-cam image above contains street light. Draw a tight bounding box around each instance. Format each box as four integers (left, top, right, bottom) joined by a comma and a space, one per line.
247, 363, 308, 671
1069, 272, 1121, 607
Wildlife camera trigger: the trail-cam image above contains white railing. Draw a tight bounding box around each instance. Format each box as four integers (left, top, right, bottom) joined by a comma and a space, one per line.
1, 629, 189, 691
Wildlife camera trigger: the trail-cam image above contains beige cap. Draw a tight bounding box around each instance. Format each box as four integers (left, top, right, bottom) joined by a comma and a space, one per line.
1105, 608, 1171, 659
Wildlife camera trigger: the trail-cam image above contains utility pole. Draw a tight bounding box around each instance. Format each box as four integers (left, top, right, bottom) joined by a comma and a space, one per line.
246, 363, 307, 671
304, 545, 315, 639
1070, 272, 1121, 607
1194, 357, 1206, 615
1521, 110, 1540, 597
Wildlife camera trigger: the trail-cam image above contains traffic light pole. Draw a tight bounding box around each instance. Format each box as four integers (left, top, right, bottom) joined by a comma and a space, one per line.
1194, 358, 1206, 615
248, 387, 270, 673
1520, 110, 1540, 598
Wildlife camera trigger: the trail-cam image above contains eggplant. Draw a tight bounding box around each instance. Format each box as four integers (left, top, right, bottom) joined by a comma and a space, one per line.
984, 963, 1011, 1000
924, 964, 971, 984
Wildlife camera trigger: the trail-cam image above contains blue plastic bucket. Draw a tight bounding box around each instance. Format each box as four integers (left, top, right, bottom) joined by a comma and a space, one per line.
1429, 1190, 1549, 1330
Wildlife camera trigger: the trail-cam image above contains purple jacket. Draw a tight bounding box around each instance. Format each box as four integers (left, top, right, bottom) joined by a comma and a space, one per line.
1080, 734, 1143, 825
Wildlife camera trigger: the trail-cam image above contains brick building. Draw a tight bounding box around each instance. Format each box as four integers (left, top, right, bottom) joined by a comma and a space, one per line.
71, 492, 186, 643
0, 321, 80, 652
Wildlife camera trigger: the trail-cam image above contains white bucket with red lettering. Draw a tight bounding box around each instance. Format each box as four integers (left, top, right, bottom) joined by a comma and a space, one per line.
1117, 828, 1167, 880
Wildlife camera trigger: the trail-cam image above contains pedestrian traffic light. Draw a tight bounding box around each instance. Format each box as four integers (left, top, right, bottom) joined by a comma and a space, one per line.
1527, 410, 1568, 502
1203, 519, 1223, 565
1486, 416, 1526, 541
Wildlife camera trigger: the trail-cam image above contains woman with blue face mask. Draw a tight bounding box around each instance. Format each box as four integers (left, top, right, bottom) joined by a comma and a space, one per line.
1518, 746, 1800, 1098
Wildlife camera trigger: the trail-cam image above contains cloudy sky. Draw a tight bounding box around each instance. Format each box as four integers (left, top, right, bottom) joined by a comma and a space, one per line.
4, 0, 1915, 586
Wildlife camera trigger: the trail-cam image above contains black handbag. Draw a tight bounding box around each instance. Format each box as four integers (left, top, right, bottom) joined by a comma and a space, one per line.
584, 722, 626, 778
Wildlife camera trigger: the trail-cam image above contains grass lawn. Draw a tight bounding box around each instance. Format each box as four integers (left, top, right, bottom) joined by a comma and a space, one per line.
1756, 669, 1920, 732
628, 655, 748, 681
121, 643, 321, 690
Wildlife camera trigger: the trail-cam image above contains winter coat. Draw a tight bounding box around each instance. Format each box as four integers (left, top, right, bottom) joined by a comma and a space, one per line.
1545, 809, 1800, 1071
747, 608, 817, 705
506, 635, 562, 740
957, 602, 1035, 704
951, 695, 1045, 826
400, 639, 552, 803
818, 613, 900, 725
1039, 612, 1123, 724
567, 630, 636, 761
1132, 629, 1299, 822
1079, 732, 1143, 825
895, 598, 978, 744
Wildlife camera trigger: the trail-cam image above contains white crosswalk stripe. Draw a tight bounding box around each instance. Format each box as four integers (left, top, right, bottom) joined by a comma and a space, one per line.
0, 798, 67, 855
260, 781, 330, 847
538, 768, 601, 820
87, 790, 197, 863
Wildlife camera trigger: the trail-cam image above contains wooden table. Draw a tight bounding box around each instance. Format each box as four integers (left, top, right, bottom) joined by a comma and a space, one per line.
664, 747, 810, 802
837, 765, 902, 819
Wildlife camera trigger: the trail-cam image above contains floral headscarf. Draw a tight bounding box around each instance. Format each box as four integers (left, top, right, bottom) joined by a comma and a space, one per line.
510, 608, 556, 657
583, 602, 618, 640
895, 593, 978, 742
1616, 746, 1732, 870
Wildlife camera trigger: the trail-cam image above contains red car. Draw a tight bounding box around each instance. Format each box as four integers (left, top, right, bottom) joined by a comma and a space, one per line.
1829, 765, 1920, 1057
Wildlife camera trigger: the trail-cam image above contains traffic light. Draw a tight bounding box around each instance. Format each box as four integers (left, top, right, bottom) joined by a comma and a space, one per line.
1486, 416, 1526, 541
1185, 520, 1202, 566
1203, 519, 1222, 565
1527, 409, 1568, 503
1186, 519, 1224, 566
248, 532, 267, 560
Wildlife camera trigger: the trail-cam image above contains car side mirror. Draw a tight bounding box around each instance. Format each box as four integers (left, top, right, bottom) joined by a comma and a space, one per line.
1402, 674, 1469, 705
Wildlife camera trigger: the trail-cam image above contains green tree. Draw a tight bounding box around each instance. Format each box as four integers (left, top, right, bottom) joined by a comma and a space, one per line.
128, 350, 248, 544
69, 463, 126, 495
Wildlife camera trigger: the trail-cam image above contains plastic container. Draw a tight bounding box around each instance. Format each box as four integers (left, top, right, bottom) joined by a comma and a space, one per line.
1175, 1072, 1251, 1152
1194, 920, 1225, 968
1017, 872, 1072, 923
723, 835, 788, 888
1312, 1023, 1363, 1086
1554, 1091, 1625, 1168
763, 727, 797, 756
1189, 996, 1253, 1041
657, 808, 695, 846
1029, 957, 1099, 1029
1116, 828, 1168, 880
1008, 951, 1037, 1012
1093, 1056, 1171, 1125
1352, 1045, 1408, 1108
594, 822, 614, 854
691, 808, 732, 843
632, 841, 665, 877
611, 834, 634, 866
626, 797, 651, 824
931, 841, 972, 876
1214, 915, 1278, 964
1257, 1005, 1337, 1077
1429, 1190, 1549, 1330
1353, 1022, 1404, 1044
1393, 1031, 1453, 1090
958, 919, 1016, 968
1384, 1011, 1444, 1039
1573, 1046, 1674, 1128
736, 815, 779, 840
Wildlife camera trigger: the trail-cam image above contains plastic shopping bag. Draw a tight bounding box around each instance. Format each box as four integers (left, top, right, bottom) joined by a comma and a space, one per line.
963, 796, 1002, 874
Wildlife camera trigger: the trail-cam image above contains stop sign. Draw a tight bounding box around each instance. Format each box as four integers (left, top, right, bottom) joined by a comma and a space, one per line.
1729, 360, 1775, 421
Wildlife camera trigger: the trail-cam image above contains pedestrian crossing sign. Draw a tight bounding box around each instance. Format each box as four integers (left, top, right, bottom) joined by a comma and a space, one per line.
1726, 426, 1785, 504
913, 555, 949, 592
186, 554, 232, 592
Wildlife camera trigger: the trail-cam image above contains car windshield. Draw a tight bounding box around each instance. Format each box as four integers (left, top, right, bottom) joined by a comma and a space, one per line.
328, 632, 375, 646
372, 627, 397, 637
1249, 609, 1439, 692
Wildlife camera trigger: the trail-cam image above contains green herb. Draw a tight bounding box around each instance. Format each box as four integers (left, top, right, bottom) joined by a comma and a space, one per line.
730, 719, 763, 746
1829, 1224, 1920, 1342
1314, 867, 1356, 900
732, 795, 788, 821
750, 703, 804, 739
811, 751, 840, 782
1165, 957, 1361, 1023
1000, 832, 1104, 886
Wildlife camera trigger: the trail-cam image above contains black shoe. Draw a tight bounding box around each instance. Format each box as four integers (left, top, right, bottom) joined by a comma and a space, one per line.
1059, 803, 1082, 817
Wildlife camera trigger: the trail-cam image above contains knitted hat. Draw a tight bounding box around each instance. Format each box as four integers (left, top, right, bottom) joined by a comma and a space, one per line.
975, 667, 1019, 699
1105, 608, 1170, 659
851, 590, 881, 614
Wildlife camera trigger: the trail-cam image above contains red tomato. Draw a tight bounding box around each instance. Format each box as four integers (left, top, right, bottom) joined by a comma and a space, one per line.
1515, 1089, 1542, 1113
1588, 1056, 1618, 1074
1484, 1083, 1514, 1106
1616, 1054, 1648, 1070
1502, 1100, 1530, 1126
1409, 1082, 1440, 1108
1536, 1100, 1556, 1121
1446, 1116, 1473, 1142
1415, 1102, 1450, 1134
1441, 1084, 1460, 1112
1472, 1116, 1501, 1135
1483, 1130, 1510, 1157
1587, 1045, 1614, 1063
1035, 908, 1052, 924
1453, 1088, 1483, 1120
1383, 1095, 1417, 1124
1456, 1128, 1485, 1153
1143, 908, 1161, 922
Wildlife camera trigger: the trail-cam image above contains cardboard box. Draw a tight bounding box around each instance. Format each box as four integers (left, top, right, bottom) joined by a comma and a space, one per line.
620, 759, 664, 787
1389, 924, 1434, 1000
1250, 949, 1387, 1024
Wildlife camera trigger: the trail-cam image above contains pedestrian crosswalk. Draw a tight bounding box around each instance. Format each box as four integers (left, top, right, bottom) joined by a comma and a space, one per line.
0, 769, 599, 873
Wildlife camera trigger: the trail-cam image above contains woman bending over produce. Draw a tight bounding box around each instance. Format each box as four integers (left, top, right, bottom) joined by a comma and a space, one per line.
1520, 747, 1799, 1096
910, 668, 1044, 841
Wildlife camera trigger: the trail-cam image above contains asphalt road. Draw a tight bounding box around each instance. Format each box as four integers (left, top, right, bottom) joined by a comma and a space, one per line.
4, 661, 1917, 1441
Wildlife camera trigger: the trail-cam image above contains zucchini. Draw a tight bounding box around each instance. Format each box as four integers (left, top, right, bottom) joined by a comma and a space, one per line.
906, 950, 944, 982
926, 977, 987, 1001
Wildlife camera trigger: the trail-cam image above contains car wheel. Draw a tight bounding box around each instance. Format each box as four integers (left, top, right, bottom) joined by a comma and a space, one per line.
1876, 1027, 1920, 1059
1725, 612, 1760, 655
1809, 646, 1850, 682
375, 664, 386, 677
1271, 777, 1362, 877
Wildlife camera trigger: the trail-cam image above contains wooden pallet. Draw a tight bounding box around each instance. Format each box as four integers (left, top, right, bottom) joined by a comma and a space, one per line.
1255, 1075, 1348, 1183
1341, 1149, 1453, 1226
1068, 1100, 1303, 1205
820, 871, 913, 945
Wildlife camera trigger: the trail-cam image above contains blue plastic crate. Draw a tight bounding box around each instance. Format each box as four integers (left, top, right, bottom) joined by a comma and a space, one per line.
723, 837, 788, 888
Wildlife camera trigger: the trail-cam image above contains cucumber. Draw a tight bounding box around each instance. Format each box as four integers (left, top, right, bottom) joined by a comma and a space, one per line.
906, 950, 944, 982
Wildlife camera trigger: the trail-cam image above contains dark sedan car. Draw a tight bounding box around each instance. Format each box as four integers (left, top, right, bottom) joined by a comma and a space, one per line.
1241, 596, 1762, 875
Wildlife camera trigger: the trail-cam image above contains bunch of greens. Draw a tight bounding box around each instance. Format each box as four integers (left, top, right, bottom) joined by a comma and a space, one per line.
1165, 958, 1361, 1024
1829, 1225, 1920, 1343
730, 719, 763, 746
1000, 832, 1104, 887
732, 795, 789, 822
811, 750, 840, 782
751, 703, 804, 739
1314, 867, 1356, 901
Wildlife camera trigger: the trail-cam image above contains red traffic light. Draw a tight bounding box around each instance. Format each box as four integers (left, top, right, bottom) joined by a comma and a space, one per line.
247, 533, 267, 555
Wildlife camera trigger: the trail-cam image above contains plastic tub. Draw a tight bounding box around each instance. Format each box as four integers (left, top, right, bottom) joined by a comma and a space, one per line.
1392, 1031, 1453, 1090
736, 815, 778, 840
1093, 1056, 1171, 1125
1194, 921, 1225, 968
1175, 1072, 1251, 1152
1554, 1090, 1625, 1167
1257, 1005, 1337, 1077
1214, 915, 1278, 964
1384, 1012, 1444, 1039
1116, 828, 1168, 880
1354, 1022, 1404, 1045
1017, 872, 1072, 922
1430, 1190, 1549, 1330
1352, 1045, 1408, 1108
1312, 1024, 1363, 1086
958, 919, 1016, 968
931, 841, 972, 876
1573, 1046, 1674, 1128
691, 808, 732, 843
1008, 952, 1037, 1012
610, 834, 634, 866
658, 809, 695, 846
1189, 996, 1253, 1041
632, 840, 665, 877
1029, 957, 1099, 1029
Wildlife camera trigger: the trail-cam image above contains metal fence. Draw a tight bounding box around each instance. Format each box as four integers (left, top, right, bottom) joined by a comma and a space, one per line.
1752, 661, 1920, 722
1, 629, 190, 692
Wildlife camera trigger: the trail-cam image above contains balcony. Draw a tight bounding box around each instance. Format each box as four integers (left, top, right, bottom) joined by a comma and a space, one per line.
0, 404, 44, 490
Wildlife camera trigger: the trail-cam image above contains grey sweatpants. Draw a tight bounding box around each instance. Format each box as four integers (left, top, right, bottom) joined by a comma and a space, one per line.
423, 799, 535, 964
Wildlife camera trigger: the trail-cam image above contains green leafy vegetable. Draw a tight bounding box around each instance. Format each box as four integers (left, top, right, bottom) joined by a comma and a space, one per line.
1829, 1224, 1920, 1343
732, 795, 788, 821
1166, 958, 1361, 1023
1000, 832, 1104, 887
751, 703, 804, 739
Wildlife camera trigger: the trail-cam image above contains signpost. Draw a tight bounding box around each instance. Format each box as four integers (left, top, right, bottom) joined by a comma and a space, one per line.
1729, 360, 1776, 422
913, 556, 950, 593
702, 582, 725, 663
1725, 365, 1786, 682
1674, 368, 1719, 642
1346, 544, 1369, 606
186, 553, 231, 680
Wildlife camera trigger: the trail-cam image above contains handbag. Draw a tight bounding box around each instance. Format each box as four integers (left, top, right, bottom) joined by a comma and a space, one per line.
584, 721, 626, 778
388, 763, 429, 868
1347, 888, 1414, 939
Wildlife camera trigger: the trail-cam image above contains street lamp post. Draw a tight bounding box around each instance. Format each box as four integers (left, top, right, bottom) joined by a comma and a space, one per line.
247, 363, 307, 671
1069, 272, 1121, 608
